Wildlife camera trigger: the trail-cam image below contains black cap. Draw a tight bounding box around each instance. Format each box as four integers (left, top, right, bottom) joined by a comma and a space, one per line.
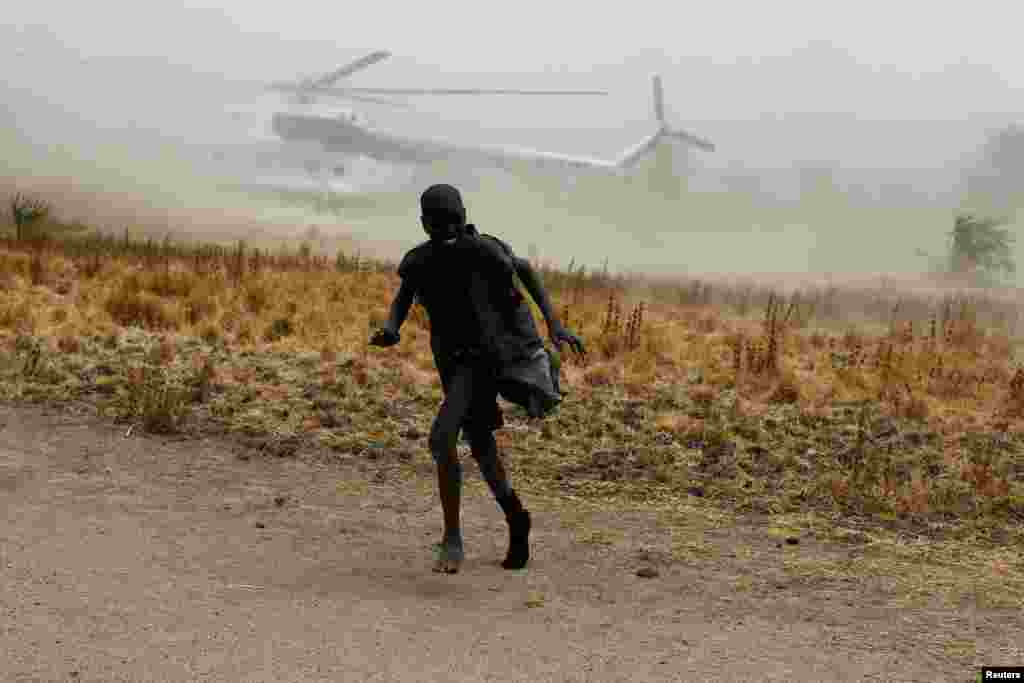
420, 184, 465, 222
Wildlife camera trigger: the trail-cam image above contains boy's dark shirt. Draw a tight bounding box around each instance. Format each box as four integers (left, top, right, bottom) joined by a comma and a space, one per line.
470, 231, 546, 362
397, 228, 544, 369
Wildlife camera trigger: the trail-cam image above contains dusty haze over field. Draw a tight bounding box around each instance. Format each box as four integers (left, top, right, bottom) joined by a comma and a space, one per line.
2, 1, 1023, 284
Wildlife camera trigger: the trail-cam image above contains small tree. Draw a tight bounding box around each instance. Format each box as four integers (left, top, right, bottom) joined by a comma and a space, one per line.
10, 194, 50, 240
948, 213, 1016, 283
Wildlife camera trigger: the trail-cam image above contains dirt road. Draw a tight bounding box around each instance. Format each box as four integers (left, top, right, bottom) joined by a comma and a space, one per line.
0, 402, 1016, 682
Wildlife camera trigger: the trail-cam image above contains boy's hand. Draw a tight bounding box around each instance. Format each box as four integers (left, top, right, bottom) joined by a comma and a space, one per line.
550, 323, 586, 359
369, 327, 401, 347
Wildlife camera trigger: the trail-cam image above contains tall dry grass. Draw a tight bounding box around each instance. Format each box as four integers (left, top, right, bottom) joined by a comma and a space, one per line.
0, 203, 1022, 524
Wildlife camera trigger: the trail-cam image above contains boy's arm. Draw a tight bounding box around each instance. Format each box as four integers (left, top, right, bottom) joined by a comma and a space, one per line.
515, 256, 586, 357
371, 280, 416, 347
514, 257, 558, 331
384, 279, 416, 332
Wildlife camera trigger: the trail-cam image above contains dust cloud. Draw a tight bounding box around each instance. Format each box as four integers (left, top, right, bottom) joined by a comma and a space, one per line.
2, 28, 1022, 295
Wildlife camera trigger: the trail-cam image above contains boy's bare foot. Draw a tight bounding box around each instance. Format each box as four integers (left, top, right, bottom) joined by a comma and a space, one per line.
502, 510, 531, 570
431, 542, 463, 574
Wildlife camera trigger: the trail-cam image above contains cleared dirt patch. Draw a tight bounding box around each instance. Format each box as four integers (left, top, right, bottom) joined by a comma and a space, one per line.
1, 402, 1019, 682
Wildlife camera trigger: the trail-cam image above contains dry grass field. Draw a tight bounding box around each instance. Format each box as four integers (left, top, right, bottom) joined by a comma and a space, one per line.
2, 196, 1023, 613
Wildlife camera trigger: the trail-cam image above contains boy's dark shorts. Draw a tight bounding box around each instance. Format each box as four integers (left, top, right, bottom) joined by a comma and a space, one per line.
431, 345, 563, 451
433, 351, 504, 449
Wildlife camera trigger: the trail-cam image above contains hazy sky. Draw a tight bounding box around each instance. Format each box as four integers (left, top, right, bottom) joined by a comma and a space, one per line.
5, 1, 1024, 168
4, 1, 1023, 280
7, 1, 1024, 115
4, 1, 1021, 71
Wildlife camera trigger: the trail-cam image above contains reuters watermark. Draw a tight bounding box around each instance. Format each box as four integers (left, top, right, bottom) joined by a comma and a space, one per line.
981, 668, 1024, 681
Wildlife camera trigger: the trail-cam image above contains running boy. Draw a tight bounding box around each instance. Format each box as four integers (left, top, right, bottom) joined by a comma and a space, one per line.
369, 184, 585, 574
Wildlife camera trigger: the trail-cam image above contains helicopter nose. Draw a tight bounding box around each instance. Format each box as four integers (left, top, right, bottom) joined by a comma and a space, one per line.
271, 113, 308, 140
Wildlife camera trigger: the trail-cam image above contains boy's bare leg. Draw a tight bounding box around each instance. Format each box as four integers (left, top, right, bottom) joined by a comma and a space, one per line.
486, 453, 511, 495
429, 363, 474, 575
469, 431, 531, 570
437, 447, 463, 535
433, 449, 464, 573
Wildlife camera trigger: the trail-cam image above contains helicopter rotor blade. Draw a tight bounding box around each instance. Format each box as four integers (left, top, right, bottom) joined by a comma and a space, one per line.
266, 50, 393, 95
309, 50, 392, 88
307, 86, 609, 97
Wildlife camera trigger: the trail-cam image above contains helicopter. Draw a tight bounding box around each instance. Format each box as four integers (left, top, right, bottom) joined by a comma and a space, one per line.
227, 50, 714, 200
